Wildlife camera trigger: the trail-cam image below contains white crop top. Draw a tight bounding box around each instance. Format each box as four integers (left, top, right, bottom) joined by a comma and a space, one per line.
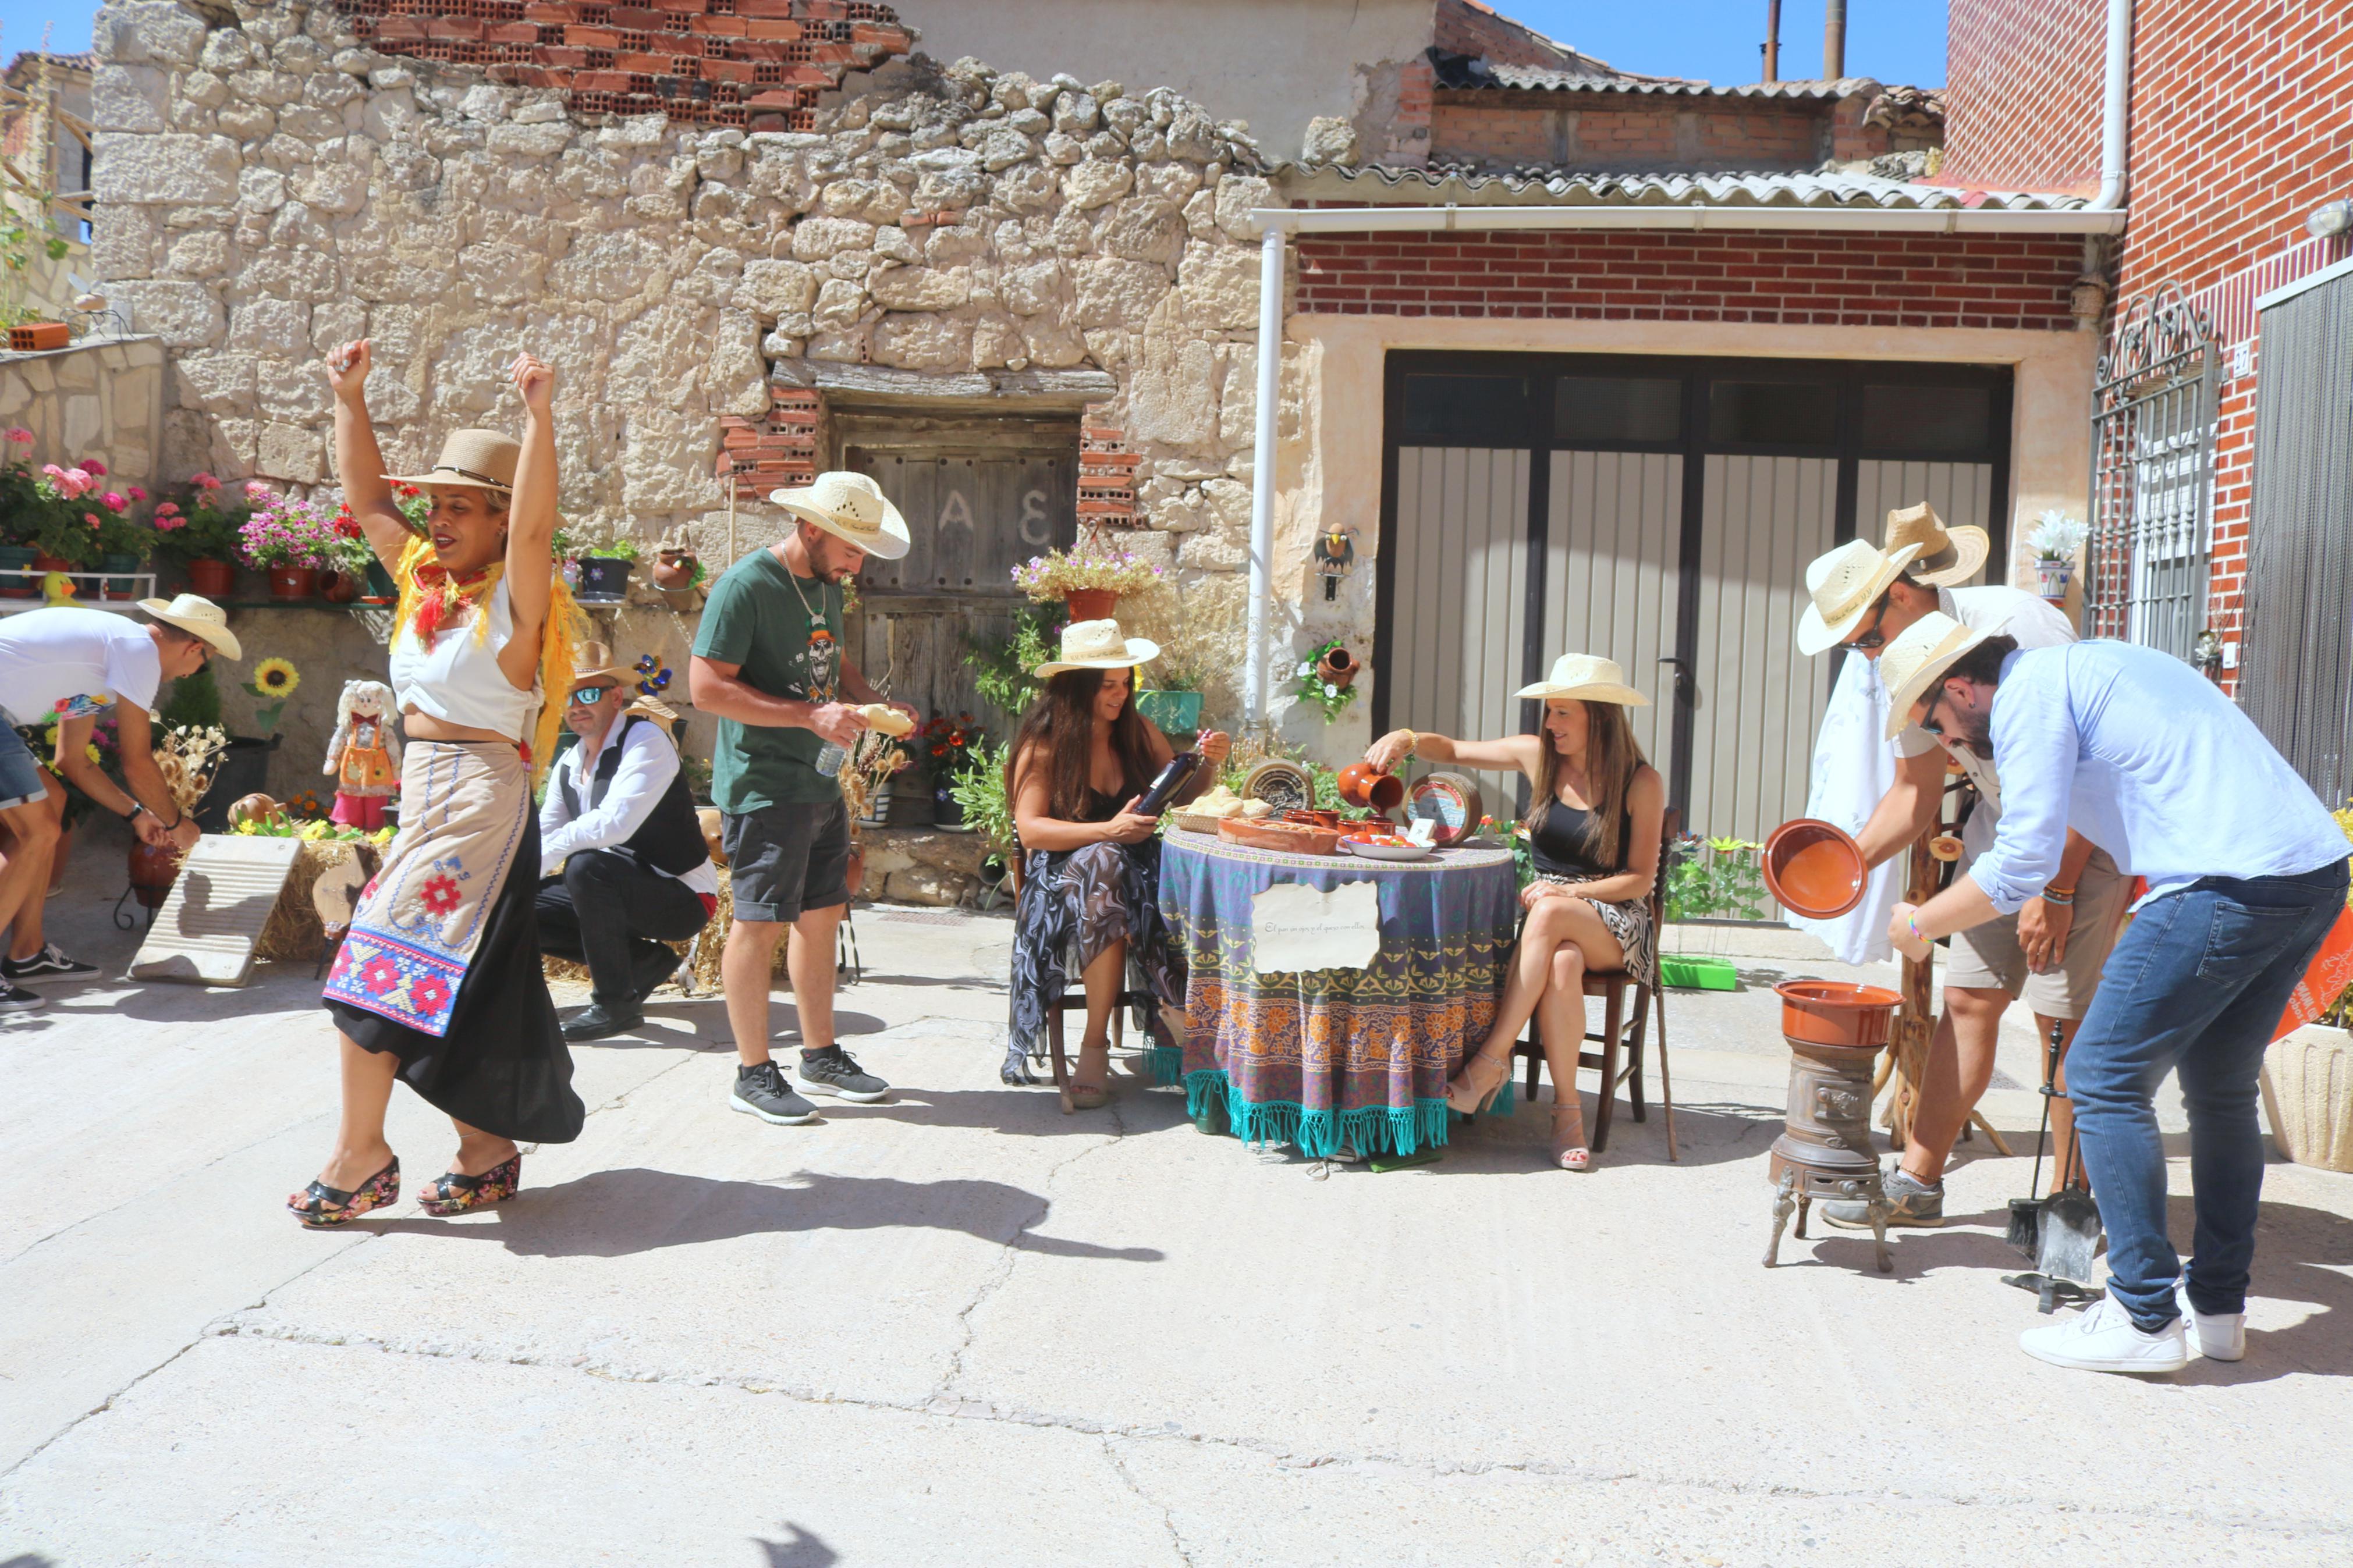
387, 577, 541, 741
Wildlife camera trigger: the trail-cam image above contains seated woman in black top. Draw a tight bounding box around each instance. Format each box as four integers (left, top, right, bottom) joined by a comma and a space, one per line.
1364, 653, 1665, 1169
1005, 620, 1231, 1111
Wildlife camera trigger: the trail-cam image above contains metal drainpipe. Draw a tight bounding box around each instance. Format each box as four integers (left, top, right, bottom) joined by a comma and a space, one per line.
1763, 0, 1781, 83
1822, 0, 1845, 80
1244, 222, 1285, 731
2090, 0, 2134, 210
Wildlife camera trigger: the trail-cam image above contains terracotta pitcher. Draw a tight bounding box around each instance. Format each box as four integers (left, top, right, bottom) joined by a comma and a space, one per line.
1336, 760, 1406, 813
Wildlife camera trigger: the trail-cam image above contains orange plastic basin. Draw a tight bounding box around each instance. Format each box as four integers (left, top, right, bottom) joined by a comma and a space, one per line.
1763, 817, 1867, 919
1774, 980, 1903, 1047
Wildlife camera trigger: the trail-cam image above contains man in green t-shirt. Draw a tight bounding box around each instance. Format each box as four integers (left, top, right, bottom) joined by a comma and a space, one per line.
690, 471, 916, 1128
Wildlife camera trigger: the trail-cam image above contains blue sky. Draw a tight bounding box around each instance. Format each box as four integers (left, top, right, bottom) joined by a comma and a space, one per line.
1, 1, 1949, 87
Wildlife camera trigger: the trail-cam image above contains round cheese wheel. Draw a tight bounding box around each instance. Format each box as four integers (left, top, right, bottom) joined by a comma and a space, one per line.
1407, 772, 1485, 845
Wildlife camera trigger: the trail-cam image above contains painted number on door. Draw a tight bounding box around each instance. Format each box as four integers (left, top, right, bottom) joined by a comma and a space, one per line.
1019, 488, 1053, 546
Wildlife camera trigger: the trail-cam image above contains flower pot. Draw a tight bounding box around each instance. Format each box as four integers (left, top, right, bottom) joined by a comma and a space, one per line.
652, 551, 700, 591
932, 781, 966, 827
1063, 588, 1117, 623
31, 552, 72, 574
362, 557, 398, 603
100, 552, 142, 600
2034, 560, 2073, 600
1316, 646, 1359, 690
267, 564, 317, 600
185, 558, 235, 599
1134, 688, 1202, 737
577, 554, 632, 602
2261, 1025, 2353, 1172
127, 838, 183, 911
321, 568, 360, 604
0, 544, 36, 598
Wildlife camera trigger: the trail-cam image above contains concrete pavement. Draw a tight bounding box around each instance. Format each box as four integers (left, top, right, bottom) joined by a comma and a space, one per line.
4, 847, 2351, 1566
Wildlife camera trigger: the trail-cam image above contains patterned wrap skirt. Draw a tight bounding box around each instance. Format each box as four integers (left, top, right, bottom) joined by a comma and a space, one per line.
322, 739, 584, 1143
1527, 878, 1659, 987
1002, 837, 1187, 1086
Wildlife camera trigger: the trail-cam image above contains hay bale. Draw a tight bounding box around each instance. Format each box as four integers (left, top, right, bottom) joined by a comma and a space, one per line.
538, 867, 779, 995
258, 840, 379, 963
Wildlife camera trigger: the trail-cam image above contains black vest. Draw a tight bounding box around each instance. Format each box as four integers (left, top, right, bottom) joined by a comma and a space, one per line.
558, 715, 708, 877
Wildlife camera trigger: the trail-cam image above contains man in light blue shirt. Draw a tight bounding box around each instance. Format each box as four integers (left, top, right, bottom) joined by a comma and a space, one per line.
1880, 614, 2348, 1375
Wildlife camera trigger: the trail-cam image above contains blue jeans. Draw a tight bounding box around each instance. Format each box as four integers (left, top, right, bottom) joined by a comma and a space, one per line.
2067, 862, 2348, 1329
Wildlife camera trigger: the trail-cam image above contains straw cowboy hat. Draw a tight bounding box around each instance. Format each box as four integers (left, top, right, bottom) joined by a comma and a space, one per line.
626, 694, 682, 724
1796, 538, 1929, 656
137, 592, 242, 661
1878, 611, 1998, 739
1513, 653, 1651, 706
1884, 502, 1990, 589
768, 471, 911, 562
566, 641, 623, 691
382, 429, 521, 493
1035, 618, 1160, 677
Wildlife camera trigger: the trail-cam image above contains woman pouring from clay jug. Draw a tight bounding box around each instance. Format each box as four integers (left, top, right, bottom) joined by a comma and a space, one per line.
292, 340, 584, 1226
1363, 654, 1664, 1170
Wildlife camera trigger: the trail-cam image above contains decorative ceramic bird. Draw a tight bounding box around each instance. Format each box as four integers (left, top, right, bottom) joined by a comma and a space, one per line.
1312, 524, 1358, 600
40, 572, 75, 605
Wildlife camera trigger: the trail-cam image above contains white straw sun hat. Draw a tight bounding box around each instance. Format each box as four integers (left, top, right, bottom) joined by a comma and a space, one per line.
1796, 537, 1929, 656
768, 471, 912, 562
136, 592, 242, 661
1513, 653, 1650, 706
1035, 618, 1160, 677
1878, 610, 1997, 739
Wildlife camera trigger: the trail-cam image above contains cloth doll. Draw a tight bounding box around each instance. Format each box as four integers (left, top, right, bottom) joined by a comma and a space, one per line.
324, 679, 401, 831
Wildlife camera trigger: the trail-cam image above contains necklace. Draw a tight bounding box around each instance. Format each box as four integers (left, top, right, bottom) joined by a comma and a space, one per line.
780, 547, 826, 630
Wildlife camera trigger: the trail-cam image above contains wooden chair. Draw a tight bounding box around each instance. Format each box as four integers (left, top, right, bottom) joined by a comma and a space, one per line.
1509, 807, 1680, 1160
1011, 839, 1158, 1090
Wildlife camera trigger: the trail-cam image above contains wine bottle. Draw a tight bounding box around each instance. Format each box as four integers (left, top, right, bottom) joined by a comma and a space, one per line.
1133, 752, 1200, 816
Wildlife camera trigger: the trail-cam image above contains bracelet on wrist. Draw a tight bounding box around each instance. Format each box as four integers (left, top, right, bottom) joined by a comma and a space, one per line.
2041, 889, 2075, 906
1906, 913, 1927, 945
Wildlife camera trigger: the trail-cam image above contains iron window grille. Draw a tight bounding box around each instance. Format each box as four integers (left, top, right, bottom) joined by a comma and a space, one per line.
2088, 286, 2220, 662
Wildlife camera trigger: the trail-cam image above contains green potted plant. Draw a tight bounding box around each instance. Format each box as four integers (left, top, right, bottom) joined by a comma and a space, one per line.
576, 535, 638, 602
24, 457, 106, 573
0, 428, 43, 595
1010, 531, 1164, 622
919, 712, 985, 827
949, 737, 1017, 872
1290, 637, 1362, 724
153, 475, 254, 598
94, 484, 154, 599
1658, 833, 1768, 990
970, 604, 1059, 724
1135, 648, 1209, 740
239, 488, 339, 599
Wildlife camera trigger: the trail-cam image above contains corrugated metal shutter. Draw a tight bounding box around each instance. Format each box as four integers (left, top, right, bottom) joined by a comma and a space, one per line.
2245, 269, 2353, 801
1542, 450, 1683, 780
1386, 446, 1531, 811
1687, 455, 1839, 847
1854, 460, 1997, 568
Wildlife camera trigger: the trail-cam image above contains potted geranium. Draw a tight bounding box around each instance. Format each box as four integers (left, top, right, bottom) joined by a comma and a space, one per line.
152, 474, 252, 598
0, 428, 42, 594
239, 487, 339, 599
94, 483, 152, 599
576, 535, 637, 602
24, 458, 108, 575
919, 712, 985, 827
1010, 531, 1164, 622
2025, 510, 2087, 603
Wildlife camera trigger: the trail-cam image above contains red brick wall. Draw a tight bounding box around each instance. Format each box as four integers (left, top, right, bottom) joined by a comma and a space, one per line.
333, 0, 913, 129
1941, 0, 2103, 193
1435, 0, 1573, 69
1431, 94, 1835, 172
1294, 230, 2085, 330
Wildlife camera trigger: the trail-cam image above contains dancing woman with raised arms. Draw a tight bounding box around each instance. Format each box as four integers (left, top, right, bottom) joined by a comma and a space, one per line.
290, 341, 583, 1226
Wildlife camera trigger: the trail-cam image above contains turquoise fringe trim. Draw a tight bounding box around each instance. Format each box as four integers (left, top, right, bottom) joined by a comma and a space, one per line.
1492, 1071, 1516, 1118
1144, 1043, 1183, 1086
1183, 1069, 1450, 1158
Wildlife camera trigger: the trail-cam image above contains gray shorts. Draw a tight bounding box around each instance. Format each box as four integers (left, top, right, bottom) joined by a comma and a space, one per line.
0, 725, 48, 812
1946, 847, 2131, 1019
721, 799, 850, 923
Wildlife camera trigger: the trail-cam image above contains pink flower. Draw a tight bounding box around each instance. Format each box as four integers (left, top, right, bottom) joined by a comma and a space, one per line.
190, 472, 220, 490
3, 428, 30, 445
127, 485, 147, 503
154, 500, 180, 516
100, 492, 126, 513
244, 479, 272, 501
83, 459, 105, 477
83, 511, 100, 528
155, 512, 186, 531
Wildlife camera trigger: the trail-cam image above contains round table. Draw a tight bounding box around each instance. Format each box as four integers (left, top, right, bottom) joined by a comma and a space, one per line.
1158, 827, 1520, 1159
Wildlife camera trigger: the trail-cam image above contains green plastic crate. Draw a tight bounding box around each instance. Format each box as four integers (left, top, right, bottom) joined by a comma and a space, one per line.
1660, 954, 1738, 991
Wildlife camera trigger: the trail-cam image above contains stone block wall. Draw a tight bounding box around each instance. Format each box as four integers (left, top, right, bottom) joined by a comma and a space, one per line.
0, 336, 167, 492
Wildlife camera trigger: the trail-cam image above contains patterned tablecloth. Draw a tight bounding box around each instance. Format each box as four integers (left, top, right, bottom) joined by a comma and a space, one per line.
1159, 828, 1520, 1158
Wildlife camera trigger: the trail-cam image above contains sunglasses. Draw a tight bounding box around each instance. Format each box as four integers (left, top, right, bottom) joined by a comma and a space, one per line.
568, 685, 612, 706
1838, 589, 1894, 652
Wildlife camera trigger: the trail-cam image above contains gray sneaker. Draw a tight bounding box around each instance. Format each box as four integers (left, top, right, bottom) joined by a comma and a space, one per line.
798, 1045, 890, 1103
1822, 1167, 1943, 1229
731, 1061, 819, 1125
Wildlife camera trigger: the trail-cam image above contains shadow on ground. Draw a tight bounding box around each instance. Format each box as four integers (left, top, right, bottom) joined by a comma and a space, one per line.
367, 1168, 1164, 1263
757, 1524, 837, 1567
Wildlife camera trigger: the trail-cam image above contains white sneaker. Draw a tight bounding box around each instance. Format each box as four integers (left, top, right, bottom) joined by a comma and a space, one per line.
2020, 1293, 2188, 1374
2176, 1278, 2246, 1362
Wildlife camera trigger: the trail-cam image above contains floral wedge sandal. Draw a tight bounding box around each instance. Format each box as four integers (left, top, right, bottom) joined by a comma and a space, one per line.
417, 1152, 523, 1217
287, 1158, 400, 1229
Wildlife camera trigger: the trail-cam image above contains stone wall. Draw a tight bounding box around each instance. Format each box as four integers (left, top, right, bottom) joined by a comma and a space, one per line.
90, 0, 1304, 742
0, 335, 166, 493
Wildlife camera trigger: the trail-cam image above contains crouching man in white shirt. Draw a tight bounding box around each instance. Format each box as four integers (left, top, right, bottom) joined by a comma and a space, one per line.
537, 643, 717, 1041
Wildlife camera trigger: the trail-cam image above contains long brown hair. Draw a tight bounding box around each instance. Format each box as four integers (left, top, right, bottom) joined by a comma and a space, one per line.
1527, 699, 1647, 871
1007, 668, 1158, 821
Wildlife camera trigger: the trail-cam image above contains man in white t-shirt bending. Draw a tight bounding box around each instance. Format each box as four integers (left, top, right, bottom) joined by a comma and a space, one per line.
1791, 512, 2129, 1229
0, 595, 242, 1009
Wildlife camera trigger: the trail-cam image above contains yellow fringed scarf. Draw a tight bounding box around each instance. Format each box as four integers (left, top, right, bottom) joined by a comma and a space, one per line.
392, 535, 581, 785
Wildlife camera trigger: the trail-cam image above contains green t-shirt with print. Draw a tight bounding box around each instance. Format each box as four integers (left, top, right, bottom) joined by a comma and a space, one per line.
691, 546, 847, 813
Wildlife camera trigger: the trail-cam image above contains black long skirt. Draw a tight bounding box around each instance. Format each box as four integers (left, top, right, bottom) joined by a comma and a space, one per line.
327, 819, 585, 1143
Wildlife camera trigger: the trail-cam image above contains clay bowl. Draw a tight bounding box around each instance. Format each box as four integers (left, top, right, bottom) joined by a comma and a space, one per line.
1219, 817, 1342, 856
1773, 980, 1904, 1048
1762, 817, 1867, 919
1283, 808, 1343, 830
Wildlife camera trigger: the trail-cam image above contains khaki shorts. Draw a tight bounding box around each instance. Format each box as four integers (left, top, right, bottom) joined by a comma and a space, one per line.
1944, 848, 2131, 1019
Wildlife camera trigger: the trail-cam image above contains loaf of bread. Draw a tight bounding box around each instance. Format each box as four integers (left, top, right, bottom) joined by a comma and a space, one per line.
860, 703, 914, 737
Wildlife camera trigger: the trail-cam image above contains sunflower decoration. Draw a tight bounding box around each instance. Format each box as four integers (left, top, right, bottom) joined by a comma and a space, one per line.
242, 657, 302, 738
